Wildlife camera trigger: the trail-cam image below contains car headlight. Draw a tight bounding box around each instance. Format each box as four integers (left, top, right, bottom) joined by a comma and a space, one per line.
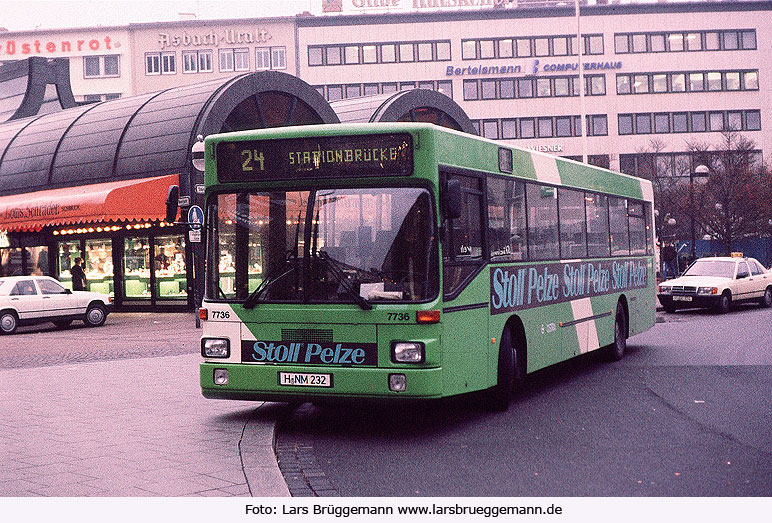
391, 342, 425, 364
201, 338, 230, 358
658, 285, 672, 294
697, 287, 718, 295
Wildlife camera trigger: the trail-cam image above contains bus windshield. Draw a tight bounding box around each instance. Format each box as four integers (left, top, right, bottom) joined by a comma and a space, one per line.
207, 187, 438, 304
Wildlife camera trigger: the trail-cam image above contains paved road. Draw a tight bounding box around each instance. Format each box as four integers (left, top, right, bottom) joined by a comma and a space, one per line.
0, 313, 289, 497
3, 313, 202, 369
276, 306, 772, 496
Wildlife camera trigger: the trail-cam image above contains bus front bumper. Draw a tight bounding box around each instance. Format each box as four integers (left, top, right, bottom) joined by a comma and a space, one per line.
200, 362, 444, 401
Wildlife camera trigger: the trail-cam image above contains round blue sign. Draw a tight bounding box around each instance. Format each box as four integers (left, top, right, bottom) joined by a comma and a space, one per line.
187, 205, 204, 230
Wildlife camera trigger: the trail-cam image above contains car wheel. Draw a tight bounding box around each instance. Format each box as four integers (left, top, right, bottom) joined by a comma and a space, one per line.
84, 304, 107, 327
53, 319, 72, 329
0, 311, 19, 335
487, 328, 524, 412
715, 292, 731, 314
604, 303, 627, 361
760, 287, 772, 308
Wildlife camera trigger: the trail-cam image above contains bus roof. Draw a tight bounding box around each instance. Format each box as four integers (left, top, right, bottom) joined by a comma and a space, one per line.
205, 122, 653, 202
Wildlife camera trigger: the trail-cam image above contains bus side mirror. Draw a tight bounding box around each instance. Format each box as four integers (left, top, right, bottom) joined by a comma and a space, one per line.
165, 185, 179, 223
443, 179, 463, 221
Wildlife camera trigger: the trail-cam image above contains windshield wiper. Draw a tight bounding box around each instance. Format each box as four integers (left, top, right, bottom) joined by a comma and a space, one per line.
316, 250, 372, 310
242, 266, 296, 309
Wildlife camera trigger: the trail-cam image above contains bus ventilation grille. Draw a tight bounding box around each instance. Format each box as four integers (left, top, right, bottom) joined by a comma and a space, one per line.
281, 328, 334, 344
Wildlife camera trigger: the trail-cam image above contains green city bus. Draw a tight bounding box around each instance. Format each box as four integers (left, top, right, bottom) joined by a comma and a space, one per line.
197, 123, 656, 409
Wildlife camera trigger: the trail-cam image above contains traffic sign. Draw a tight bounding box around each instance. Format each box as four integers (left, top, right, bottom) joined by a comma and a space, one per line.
187, 205, 204, 230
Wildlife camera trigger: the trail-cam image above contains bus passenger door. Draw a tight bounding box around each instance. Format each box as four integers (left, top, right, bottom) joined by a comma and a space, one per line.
441, 172, 489, 395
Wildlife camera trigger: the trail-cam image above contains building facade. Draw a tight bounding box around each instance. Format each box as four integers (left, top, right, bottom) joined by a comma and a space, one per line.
1, 2, 768, 170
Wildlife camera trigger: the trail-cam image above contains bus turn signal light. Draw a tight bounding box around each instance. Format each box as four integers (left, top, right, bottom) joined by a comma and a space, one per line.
199, 308, 208, 320
416, 310, 440, 324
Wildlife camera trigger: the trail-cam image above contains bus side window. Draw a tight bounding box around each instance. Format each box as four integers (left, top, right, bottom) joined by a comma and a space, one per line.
442, 173, 484, 298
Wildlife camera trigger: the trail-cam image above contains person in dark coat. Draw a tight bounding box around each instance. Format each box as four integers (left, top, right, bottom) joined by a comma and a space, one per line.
71, 257, 87, 291
661, 242, 677, 279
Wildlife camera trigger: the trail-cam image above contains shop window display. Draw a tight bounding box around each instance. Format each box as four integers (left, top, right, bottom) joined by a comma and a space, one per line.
124, 237, 150, 298
86, 239, 114, 296
154, 235, 187, 299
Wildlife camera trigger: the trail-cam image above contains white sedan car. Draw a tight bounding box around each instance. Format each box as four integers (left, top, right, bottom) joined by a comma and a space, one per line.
0, 275, 113, 334
657, 256, 772, 313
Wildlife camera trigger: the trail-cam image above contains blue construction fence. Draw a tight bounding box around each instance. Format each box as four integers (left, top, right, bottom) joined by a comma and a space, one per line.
683, 236, 772, 268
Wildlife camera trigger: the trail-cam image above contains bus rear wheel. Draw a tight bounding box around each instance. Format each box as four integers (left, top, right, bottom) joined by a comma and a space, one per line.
604, 303, 627, 362
488, 328, 523, 412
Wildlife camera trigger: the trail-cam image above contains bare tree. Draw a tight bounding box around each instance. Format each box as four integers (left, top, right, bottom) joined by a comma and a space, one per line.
686, 130, 771, 255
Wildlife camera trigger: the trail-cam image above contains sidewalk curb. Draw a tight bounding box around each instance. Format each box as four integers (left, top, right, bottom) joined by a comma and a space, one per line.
240, 402, 291, 497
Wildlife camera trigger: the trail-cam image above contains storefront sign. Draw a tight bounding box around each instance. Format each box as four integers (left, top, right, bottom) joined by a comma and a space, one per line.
0, 36, 119, 56
446, 60, 623, 77
346, 0, 507, 11
157, 28, 272, 50
526, 144, 564, 153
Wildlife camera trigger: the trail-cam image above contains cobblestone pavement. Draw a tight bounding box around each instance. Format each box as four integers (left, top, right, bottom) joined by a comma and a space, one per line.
0, 314, 289, 497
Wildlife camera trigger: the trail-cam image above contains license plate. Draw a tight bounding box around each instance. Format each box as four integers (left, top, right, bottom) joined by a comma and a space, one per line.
673, 296, 692, 302
278, 372, 333, 388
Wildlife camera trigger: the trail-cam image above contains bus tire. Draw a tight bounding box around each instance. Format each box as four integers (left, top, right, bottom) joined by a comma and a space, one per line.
488, 328, 522, 412
604, 303, 627, 362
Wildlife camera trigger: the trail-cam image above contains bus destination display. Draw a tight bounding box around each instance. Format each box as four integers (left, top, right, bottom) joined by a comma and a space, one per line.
216, 133, 413, 181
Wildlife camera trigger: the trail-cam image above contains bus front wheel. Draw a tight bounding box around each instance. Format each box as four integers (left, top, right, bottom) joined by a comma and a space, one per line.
488, 328, 523, 412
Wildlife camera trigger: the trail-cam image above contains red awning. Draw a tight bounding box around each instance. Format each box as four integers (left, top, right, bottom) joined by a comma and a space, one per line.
0, 174, 179, 232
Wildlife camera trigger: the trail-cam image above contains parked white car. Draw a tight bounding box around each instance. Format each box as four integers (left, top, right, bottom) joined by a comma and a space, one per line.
0, 275, 113, 334
657, 256, 772, 314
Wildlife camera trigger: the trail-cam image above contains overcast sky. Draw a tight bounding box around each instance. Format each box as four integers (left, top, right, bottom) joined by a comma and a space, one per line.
3, 0, 318, 31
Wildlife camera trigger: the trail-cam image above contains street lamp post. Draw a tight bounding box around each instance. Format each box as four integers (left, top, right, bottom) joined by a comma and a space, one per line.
690, 164, 710, 260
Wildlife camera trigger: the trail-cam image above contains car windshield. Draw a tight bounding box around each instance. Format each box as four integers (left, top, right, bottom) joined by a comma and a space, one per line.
206, 187, 438, 304
682, 260, 736, 278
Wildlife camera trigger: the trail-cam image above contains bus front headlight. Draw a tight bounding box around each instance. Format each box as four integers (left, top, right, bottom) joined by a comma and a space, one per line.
202, 338, 230, 358
391, 342, 425, 364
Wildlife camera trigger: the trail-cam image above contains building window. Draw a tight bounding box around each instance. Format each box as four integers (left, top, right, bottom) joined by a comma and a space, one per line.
399, 43, 415, 62
345, 45, 359, 64
520, 118, 535, 139
590, 115, 608, 136
463, 80, 478, 101
362, 45, 377, 63
161, 52, 176, 74
182, 51, 198, 73
618, 114, 633, 135
745, 110, 761, 131
308, 47, 323, 66
145, 53, 160, 75
219, 48, 249, 72
256, 47, 286, 70
636, 114, 652, 134
709, 112, 724, 132
436, 41, 451, 61
482, 120, 498, 139
673, 113, 688, 133
462, 40, 476, 60
345, 84, 361, 98
537, 117, 553, 138
198, 50, 213, 72
502, 119, 517, 139
654, 113, 670, 134
481, 80, 496, 100
84, 55, 120, 78
381, 44, 396, 63
327, 85, 343, 102
219, 49, 234, 71
271, 47, 286, 69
